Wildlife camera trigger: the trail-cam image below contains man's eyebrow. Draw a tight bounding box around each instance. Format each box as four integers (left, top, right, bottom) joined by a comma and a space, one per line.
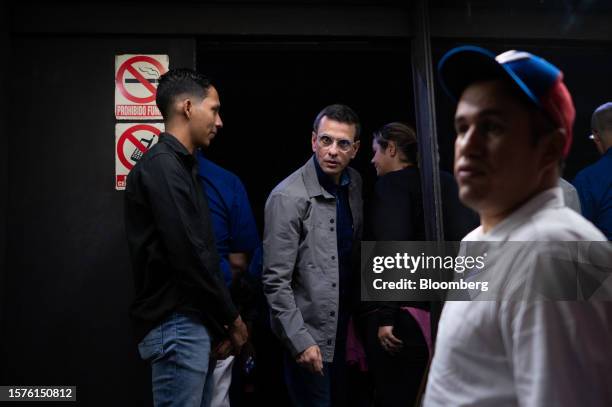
319, 132, 350, 141
477, 108, 506, 118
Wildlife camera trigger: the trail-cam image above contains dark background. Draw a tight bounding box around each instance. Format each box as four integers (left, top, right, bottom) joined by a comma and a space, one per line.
2, 36, 196, 406
198, 39, 414, 232
1, 1, 611, 406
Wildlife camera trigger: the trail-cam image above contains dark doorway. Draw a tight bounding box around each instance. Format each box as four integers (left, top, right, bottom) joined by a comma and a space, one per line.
197, 38, 416, 405
197, 38, 416, 232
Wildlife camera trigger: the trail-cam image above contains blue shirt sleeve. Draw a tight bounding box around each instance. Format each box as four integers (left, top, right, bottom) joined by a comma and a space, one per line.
219, 257, 233, 287
248, 245, 263, 280
573, 172, 596, 222
229, 178, 260, 253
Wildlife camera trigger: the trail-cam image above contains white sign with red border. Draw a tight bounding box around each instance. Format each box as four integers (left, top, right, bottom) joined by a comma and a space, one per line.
115, 54, 169, 120
115, 123, 164, 190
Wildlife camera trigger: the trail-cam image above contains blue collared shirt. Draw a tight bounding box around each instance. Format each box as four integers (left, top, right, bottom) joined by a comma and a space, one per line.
197, 151, 261, 285
573, 147, 612, 240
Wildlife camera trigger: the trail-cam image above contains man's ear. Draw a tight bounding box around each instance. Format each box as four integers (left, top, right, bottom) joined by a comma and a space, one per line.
592, 131, 605, 154
351, 140, 361, 159
311, 131, 318, 152
541, 128, 565, 169
182, 99, 193, 120
387, 140, 397, 157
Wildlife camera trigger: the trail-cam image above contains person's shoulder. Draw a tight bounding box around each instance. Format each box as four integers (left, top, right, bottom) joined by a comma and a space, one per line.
266, 166, 311, 216
574, 155, 611, 183
573, 162, 597, 183
133, 142, 178, 173
347, 166, 361, 180
198, 154, 249, 191
140, 138, 170, 158
374, 173, 403, 198
558, 177, 578, 195
377, 167, 417, 188
198, 154, 239, 180
269, 164, 307, 198
346, 166, 362, 182
529, 206, 606, 241
461, 226, 483, 241
126, 144, 181, 193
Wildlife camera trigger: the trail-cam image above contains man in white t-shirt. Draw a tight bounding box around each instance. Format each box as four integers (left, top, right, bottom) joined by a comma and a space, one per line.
424, 46, 612, 406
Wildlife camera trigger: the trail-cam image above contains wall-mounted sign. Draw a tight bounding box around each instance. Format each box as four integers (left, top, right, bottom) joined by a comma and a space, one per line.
115, 123, 164, 190
115, 54, 169, 120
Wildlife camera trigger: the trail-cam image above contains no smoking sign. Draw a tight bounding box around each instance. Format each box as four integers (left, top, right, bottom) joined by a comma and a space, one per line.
115, 123, 164, 190
115, 54, 169, 120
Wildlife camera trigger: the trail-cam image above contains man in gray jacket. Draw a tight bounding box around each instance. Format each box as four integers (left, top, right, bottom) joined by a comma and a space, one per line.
263, 104, 363, 407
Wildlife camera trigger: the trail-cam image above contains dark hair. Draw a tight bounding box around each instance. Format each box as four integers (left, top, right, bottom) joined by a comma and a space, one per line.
156, 68, 212, 120
373, 122, 418, 165
591, 102, 612, 133
313, 104, 361, 140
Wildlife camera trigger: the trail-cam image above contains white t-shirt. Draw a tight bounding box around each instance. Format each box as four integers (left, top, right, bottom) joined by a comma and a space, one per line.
424, 187, 612, 407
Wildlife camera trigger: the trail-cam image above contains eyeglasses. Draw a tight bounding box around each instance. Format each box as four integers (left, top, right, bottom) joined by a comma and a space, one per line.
317, 134, 355, 152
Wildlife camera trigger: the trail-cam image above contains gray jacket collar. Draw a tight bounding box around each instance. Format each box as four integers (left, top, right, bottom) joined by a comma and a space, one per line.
302, 156, 335, 199
302, 155, 362, 241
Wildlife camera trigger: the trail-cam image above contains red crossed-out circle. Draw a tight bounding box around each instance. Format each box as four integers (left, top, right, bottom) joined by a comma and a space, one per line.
117, 124, 161, 170
115, 55, 167, 104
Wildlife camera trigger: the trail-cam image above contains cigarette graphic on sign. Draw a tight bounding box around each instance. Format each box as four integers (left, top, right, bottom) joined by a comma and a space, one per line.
125, 67, 161, 84
115, 54, 169, 120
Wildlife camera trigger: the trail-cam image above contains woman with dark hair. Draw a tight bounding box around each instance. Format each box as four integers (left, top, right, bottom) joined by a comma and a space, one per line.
361, 122, 478, 406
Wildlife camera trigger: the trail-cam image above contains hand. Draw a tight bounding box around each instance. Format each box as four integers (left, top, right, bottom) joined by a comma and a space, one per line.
296, 345, 324, 375
212, 339, 233, 360
378, 325, 403, 355
228, 315, 248, 355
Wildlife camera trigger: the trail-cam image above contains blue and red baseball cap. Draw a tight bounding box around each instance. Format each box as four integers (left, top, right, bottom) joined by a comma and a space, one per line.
438, 45, 575, 157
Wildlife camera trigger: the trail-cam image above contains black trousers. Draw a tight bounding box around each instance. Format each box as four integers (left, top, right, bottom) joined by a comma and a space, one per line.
360, 309, 429, 407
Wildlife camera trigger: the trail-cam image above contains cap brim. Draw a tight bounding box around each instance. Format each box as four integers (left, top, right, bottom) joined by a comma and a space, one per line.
438, 46, 510, 103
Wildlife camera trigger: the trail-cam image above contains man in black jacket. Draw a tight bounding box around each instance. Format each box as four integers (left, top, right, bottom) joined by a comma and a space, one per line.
125, 68, 248, 407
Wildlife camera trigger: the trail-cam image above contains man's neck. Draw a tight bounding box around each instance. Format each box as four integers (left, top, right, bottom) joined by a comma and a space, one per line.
480, 210, 513, 234
165, 124, 194, 154
480, 179, 557, 233
395, 161, 414, 172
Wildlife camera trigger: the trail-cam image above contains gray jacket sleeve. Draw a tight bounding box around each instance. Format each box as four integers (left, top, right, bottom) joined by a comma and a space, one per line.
262, 192, 316, 357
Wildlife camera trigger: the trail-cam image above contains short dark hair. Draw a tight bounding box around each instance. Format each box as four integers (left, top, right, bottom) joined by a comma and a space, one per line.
313, 104, 361, 140
373, 122, 419, 165
156, 68, 212, 120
